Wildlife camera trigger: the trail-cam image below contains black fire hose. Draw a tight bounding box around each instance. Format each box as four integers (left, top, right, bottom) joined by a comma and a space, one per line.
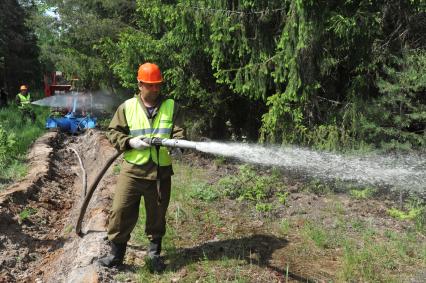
75, 150, 122, 236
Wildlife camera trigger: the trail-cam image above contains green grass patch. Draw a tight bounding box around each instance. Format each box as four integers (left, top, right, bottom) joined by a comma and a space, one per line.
0, 104, 50, 191
189, 182, 220, 202
388, 198, 425, 234
388, 207, 423, 220
340, 229, 425, 282
96, 117, 111, 130
279, 219, 291, 235
301, 221, 340, 249
349, 187, 376, 199
213, 155, 226, 166
216, 165, 287, 212
325, 199, 346, 216
303, 180, 333, 195
18, 207, 37, 222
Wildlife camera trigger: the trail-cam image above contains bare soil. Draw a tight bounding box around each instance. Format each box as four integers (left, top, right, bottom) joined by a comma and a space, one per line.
0, 130, 118, 282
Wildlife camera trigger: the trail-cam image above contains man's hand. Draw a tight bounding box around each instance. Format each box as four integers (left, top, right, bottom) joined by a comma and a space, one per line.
129, 137, 150, 150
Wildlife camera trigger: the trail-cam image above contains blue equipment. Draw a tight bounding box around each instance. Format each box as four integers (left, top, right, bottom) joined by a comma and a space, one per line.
45, 93, 97, 134
46, 113, 97, 134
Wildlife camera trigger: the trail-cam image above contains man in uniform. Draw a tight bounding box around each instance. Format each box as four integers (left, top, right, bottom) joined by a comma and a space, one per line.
98, 63, 184, 272
15, 85, 36, 123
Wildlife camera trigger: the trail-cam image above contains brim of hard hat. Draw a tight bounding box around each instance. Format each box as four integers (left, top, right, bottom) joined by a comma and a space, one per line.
138, 80, 163, 84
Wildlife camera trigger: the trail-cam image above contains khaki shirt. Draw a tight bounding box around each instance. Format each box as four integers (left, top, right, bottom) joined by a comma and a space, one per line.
107, 94, 185, 180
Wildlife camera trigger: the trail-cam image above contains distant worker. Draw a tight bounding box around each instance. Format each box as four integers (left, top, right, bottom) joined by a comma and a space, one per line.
0, 87, 8, 108
16, 85, 36, 123
98, 63, 185, 272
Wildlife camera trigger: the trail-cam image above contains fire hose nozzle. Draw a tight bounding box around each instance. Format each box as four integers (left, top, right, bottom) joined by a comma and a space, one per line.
142, 137, 197, 150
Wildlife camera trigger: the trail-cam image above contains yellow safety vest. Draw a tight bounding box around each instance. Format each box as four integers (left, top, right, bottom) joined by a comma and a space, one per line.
123, 97, 174, 166
17, 93, 31, 108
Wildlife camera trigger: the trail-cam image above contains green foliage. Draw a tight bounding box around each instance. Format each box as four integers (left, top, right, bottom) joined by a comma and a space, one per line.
96, 117, 111, 130
277, 191, 289, 205
363, 51, 426, 149
18, 207, 37, 222
63, 224, 73, 235
0, 0, 41, 95
2, 160, 27, 181
340, 229, 426, 282
213, 156, 226, 166
415, 210, 426, 234
189, 182, 220, 202
302, 222, 332, 249
308, 124, 348, 151
303, 180, 332, 195
341, 239, 393, 282
388, 207, 420, 219
388, 198, 425, 233
0, 124, 17, 167
255, 203, 273, 213
279, 219, 291, 235
32, 0, 136, 89
217, 165, 286, 212
34, 0, 425, 149
349, 187, 376, 199
0, 105, 49, 189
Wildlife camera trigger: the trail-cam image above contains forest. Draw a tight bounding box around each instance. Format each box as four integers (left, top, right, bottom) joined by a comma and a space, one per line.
1, 0, 424, 150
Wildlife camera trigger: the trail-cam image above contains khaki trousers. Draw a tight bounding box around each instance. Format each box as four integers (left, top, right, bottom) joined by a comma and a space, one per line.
107, 174, 171, 244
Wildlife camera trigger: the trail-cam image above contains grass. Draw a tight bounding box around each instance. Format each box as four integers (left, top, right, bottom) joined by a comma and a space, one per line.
303, 179, 333, 195
339, 229, 426, 282
189, 182, 220, 202
0, 103, 50, 191
388, 197, 426, 234
119, 160, 426, 283
388, 207, 423, 220
18, 207, 37, 223
125, 162, 285, 282
302, 221, 334, 249
279, 219, 291, 235
349, 187, 376, 199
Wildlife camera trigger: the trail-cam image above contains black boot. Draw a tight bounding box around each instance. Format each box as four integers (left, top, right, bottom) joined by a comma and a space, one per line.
147, 238, 165, 273
98, 241, 127, 267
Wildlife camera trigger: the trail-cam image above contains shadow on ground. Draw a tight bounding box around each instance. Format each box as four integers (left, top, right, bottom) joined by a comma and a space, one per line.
167, 234, 316, 282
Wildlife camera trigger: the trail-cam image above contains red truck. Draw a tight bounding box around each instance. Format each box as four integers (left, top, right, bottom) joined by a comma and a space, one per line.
43, 71, 72, 96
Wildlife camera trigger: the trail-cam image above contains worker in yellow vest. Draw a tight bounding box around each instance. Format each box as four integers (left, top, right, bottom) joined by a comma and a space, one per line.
15, 85, 36, 123
98, 63, 185, 272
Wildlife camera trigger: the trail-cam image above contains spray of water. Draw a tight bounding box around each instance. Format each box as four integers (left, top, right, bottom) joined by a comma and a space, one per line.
32, 91, 121, 113
195, 142, 425, 193
30, 93, 425, 193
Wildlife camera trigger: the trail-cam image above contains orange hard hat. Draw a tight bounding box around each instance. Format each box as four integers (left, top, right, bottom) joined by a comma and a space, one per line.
20, 85, 27, 91
137, 63, 163, 84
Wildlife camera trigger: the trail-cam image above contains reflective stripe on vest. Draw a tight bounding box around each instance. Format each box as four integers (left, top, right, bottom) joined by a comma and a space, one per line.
18, 93, 30, 106
123, 97, 174, 166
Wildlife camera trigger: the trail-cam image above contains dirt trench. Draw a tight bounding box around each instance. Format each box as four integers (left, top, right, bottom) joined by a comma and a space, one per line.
0, 130, 120, 282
